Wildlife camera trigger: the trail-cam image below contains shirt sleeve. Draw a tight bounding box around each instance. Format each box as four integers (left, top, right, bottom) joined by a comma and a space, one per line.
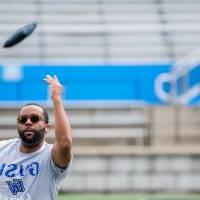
50, 154, 73, 181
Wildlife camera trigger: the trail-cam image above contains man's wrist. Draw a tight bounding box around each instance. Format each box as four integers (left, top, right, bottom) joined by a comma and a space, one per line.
52, 95, 62, 103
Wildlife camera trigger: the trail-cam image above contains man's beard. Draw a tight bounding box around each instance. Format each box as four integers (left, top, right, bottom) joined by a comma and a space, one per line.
18, 127, 45, 148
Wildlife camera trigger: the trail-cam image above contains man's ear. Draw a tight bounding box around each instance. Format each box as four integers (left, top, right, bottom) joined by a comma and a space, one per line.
45, 124, 51, 133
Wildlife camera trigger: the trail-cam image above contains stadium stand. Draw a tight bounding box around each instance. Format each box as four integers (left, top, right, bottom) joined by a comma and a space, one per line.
0, 0, 200, 147
1, 0, 200, 193
0, 0, 171, 64
0, 0, 200, 143
1, 103, 200, 148
1, 0, 200, 64
0, 103, 151, 146
160, 0, 200, 60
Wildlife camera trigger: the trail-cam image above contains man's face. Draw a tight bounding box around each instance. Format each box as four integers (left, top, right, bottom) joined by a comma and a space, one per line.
17, 105, 47, 148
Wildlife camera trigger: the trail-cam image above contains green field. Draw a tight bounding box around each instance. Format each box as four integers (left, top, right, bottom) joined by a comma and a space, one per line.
57, 193, 200, 200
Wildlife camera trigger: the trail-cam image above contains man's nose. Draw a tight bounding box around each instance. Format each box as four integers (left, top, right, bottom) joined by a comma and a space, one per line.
25, 118, 32, 125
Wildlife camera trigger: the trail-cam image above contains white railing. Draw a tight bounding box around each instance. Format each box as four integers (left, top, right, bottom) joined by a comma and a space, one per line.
155, 48, 200, 104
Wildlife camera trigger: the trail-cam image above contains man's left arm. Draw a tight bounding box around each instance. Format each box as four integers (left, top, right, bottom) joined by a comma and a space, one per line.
44, 75, 72, 168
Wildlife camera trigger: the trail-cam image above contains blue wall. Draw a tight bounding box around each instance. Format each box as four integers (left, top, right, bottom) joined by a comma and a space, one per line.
0, 64, 172, 104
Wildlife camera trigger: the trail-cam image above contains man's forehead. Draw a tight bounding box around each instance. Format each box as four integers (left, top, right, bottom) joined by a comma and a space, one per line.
19, 105, 43, 115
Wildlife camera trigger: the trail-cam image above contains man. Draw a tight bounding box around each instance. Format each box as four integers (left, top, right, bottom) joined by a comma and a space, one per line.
0, 75, 72, 200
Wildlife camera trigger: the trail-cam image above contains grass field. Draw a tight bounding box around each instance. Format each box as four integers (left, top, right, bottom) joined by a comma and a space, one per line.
57, 193, 200, 200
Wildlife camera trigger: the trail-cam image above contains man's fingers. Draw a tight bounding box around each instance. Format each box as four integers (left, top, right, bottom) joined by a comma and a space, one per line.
43, 78, 49, 83
54, 75, 61, 85
46, 74, 54, 81
44, 75, 54, 83
43, 78, 51, 84
44, 74, 61, 86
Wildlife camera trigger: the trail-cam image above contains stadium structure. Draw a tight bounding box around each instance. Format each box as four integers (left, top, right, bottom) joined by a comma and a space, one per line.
1, 0, 200, 193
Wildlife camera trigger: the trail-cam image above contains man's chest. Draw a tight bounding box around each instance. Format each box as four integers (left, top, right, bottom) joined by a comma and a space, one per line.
0, 161, 44, 198
0, 162, 41, 179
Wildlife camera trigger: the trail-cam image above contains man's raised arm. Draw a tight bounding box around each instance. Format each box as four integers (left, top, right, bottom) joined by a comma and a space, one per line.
44, 75, 72, 168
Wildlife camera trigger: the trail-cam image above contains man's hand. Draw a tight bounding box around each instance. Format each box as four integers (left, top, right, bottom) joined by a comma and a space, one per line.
44, 75, 63, 101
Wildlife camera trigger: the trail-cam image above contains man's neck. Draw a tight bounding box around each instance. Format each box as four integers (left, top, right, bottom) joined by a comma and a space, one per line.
20, 141, 44, 154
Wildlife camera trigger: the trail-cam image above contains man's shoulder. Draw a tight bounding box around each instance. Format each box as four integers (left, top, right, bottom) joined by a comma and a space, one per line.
0, 138, 20, 147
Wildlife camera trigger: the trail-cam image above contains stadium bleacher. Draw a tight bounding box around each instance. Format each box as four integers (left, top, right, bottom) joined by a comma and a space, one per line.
0, 0, 200, 148
0, 103, 151, 146
1, 0, 200, 193
0, 0, 174, 63
1, 0, 200, 64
